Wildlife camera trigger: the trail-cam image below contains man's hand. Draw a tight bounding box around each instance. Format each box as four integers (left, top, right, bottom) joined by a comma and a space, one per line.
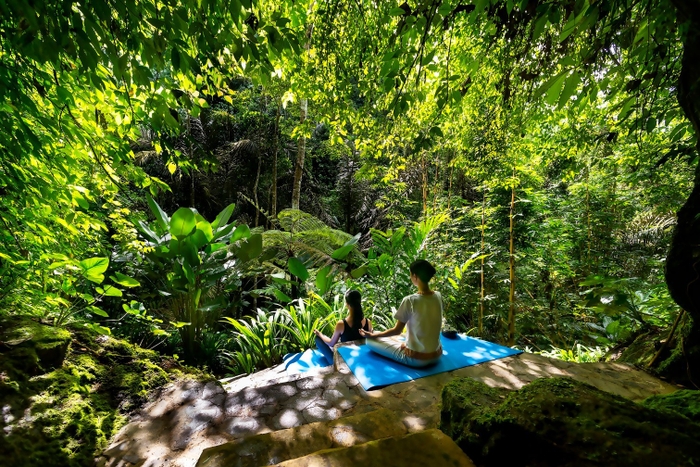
359, 329, 374, 338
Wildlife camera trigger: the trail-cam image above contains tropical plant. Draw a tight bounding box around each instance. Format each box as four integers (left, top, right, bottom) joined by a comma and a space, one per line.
222, 308, 287, 373
363, 213, 449, 314
536, 344, 610, 363
137, 197, 262, 363
43, 255, 140, 333
279, 294, 337, 352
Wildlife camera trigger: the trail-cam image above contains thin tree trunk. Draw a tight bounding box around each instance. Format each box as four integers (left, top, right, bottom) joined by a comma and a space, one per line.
432, 153, 440, 211
292, 25, 314, 210
480, 186, 486, 337
188, 116, 195, 207
585, 163, 592, 275
422, 152, 428, 214
508, 167, 516, 346
447, 154, 454, 211
292, 98, 307, 210
272, 99, 280, 219
253, 151, 262, 227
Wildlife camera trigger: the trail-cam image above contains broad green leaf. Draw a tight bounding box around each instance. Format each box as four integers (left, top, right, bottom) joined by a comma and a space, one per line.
97, 285, 122, 297
138, 220, 161, 243
212, 203, 235, 231
80, 257, 109, 275
110, 272, 140, 288
87, 274, 105, 284
147, 195, 170, 231
170, 208, 196, 239
350, 265, 368, 279
288, 257, 309, 281
183, 261, 195, 284
212, 222, 237, 241
331, 233, 360, 260
231, 224, 251, 242
557, 71, 581, 108
273, 288, 293, 303
180, 239, 200, 266
535, 70, 567, 100
245, 234, 263, 259
532, 14, 548, 41
331, 244, 353, 260
315, 265, 333, 295
87, 306, 109, 317
546, 72, 569, 106
205, 242, 228, 254
196, 220, 213, 241
72, 191, 89, 209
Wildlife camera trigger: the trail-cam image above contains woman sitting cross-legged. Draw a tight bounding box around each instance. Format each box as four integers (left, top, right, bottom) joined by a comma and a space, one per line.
313, 289, 373, 364
359, 259, 443, 368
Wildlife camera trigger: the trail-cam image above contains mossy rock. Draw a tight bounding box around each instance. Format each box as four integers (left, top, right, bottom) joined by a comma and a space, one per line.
642, 389, 700, 424
609, 328, 663, 368
0, 315, 200, 467
1, 316, 72, 378
440, 377, 700, 467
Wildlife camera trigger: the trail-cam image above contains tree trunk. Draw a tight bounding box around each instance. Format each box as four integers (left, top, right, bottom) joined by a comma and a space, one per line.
480, 186, 486, 337
253, 150, 262, 227
447, 153, 454, 211
664, 0, 700, 381
272, 99, 280, 220
292, 26, 313, 211
291, 97, 307, 210
422, 151, 428, 214
508, 170, 516, 346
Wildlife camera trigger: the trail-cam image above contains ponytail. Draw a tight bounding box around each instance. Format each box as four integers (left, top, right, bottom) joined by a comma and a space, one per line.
345, 289, 364, 329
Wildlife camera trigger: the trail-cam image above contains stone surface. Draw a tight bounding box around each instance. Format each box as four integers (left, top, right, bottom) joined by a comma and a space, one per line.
274, 429, 475, 467
440, 377, 700, 467
195, 408, 407, 467
99, 347, 679, 467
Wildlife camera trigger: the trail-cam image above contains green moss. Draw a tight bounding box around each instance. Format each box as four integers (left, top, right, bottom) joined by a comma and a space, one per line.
441, 377, 700, 467
642, 390, 700, 424
1, 317, 72, 378
0, 315, 188, 467
615, 329, 662, 367
439, 378, 509, 446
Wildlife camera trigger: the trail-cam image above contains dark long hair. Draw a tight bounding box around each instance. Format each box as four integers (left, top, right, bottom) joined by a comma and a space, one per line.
345, 289, 364, 329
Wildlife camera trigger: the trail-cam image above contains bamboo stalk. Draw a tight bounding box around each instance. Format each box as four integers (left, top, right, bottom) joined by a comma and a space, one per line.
480, 186, 486, 337
272, 99, 280, 220
508, 167, 516, 346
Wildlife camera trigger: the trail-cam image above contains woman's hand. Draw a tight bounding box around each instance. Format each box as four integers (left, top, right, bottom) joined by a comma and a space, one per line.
313, 329, 322, 337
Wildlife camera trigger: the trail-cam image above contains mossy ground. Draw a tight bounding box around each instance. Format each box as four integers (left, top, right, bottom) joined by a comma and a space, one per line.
441, 377, 700, 467
0, 315, 205, 467
642, 389, 700, 423
614, 314, 700, 388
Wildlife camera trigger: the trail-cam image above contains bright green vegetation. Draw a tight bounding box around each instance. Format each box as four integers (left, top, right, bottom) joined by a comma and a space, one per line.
440, 377, 700, 466
1, 2, 700, 461
0, 315, 196, 467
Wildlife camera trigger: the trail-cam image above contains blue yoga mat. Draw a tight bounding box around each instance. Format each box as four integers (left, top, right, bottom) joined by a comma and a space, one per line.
283, 348, 332, 373
337, 334, 522, 390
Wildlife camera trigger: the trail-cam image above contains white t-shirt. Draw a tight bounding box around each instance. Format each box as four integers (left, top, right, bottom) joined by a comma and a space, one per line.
394, 292, 443, 354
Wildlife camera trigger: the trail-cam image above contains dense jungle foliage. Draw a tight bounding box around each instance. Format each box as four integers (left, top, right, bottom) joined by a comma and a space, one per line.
1, 0, 699, 389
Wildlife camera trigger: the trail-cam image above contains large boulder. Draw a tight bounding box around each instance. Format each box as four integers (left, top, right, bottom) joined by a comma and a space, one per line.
440, 377, 700, 467
641, 389, 700, 424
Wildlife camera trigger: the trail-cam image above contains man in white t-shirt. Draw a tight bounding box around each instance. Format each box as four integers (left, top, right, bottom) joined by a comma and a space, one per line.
360, 259, 443, 367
